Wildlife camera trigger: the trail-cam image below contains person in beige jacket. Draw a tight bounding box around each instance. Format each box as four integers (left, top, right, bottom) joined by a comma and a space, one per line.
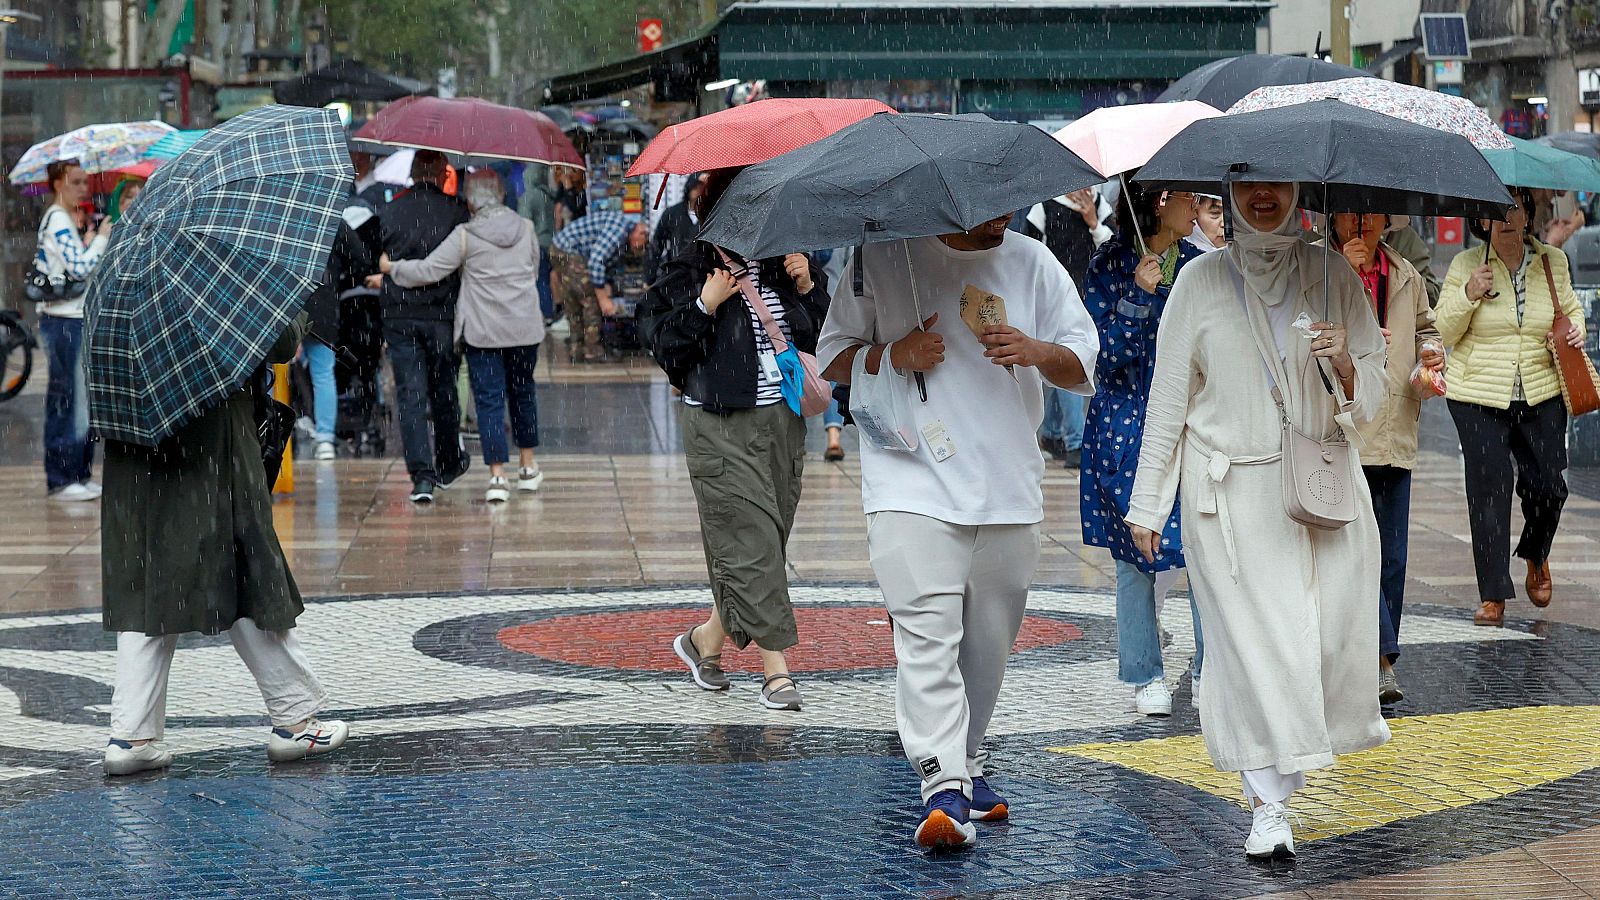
1324, 212, 1443, 707
1437, 187, 1586, 627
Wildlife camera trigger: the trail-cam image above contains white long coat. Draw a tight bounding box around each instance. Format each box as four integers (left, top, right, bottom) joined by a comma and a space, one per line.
1126, 243, 1393, 775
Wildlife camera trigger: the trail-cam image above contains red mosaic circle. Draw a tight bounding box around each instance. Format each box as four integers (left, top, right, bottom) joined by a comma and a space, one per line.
496, 606, 1082, 673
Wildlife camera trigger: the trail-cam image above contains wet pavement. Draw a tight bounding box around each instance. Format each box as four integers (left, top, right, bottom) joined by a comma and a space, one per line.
0, 347, 1598, 898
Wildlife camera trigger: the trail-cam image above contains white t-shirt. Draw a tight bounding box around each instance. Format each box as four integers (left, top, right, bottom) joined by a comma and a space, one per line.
818, 234, 1099, 526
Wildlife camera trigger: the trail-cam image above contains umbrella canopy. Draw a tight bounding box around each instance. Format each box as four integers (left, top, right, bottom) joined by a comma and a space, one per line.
697, 113, 1104, 260
627, 98, 895, 176
352, 95, 583, 168
84, 105, 353, 447
1136, 99, 1512, 219
9, 120, 176, 185
1053, 101, 1223, 177
1535, 131, 1600, 162
273, 59, 434, 107
143, 129, 209, 161
1483, 135, 1600, 192
1230, 77, 1513, 151
1157, 54, 1372, 109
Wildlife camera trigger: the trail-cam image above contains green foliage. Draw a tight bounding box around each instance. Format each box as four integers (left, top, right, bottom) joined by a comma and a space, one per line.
320, 0, 488, 77
511, 0, 709, 78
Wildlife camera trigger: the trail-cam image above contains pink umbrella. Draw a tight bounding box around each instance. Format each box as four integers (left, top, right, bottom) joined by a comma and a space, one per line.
1053, 101, 1224, 177
353, 96, 584, 168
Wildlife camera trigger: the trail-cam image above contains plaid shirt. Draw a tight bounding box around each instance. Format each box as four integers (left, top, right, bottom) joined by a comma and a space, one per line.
553, 211, 639, 287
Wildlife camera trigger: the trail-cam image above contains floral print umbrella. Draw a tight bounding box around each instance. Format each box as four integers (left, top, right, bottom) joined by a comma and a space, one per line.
1228, 78, 1512, 151
8, 120, 176, 185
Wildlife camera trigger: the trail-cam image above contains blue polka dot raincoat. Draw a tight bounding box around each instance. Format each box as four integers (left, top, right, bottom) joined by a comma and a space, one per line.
1079, 234, 1203, 574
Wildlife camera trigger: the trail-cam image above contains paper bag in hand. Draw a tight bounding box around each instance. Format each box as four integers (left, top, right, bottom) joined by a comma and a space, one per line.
958, 284, 1017, 380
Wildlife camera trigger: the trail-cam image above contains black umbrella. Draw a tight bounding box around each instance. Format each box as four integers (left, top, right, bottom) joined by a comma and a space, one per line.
1156, 53, 1373, 109
697, 112, 1104, 260
273, 59, 434, 108
1536, 131, 1600, 162
1136, 99, 1512, 221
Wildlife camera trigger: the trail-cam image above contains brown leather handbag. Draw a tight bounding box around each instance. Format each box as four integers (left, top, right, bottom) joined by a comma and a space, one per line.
1542, 255, 1600, 417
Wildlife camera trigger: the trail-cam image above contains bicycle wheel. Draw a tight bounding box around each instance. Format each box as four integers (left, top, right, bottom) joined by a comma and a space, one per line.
0, 315, 34, 402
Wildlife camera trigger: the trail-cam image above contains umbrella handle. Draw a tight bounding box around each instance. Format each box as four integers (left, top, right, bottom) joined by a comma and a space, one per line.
904, 241, 930, 403
1120, 172, 1148, 257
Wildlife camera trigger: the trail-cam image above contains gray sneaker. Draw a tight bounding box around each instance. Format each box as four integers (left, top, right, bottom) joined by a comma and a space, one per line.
1378, 668, 1403, 705
672, 627, 730, 691
760, 674, 803, 711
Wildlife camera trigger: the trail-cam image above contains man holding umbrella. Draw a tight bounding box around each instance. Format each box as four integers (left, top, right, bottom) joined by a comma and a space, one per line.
819, 215, 1098, 850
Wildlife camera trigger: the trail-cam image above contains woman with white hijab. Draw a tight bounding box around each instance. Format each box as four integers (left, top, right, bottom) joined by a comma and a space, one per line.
1126, 181, 1391, 860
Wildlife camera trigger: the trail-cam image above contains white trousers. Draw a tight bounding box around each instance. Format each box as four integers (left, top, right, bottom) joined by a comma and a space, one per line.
110, 618, 328, 741
1241, 766, 1306, 805
867, 511, 1040, 802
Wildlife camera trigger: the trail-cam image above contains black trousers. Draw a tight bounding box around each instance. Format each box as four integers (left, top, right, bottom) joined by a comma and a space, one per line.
1448, 398, 1568, 601
383, 318, 466, 483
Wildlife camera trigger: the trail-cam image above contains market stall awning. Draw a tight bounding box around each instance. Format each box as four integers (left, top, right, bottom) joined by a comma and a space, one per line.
544, 30, 718, 106
273, 59, 434, 107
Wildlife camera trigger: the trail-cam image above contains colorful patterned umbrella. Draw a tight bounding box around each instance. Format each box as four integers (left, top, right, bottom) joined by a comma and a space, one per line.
84, 106, 352, 446
8, 120, 175, 185
142, 129, 210, 161
1229, 78, 1513, 151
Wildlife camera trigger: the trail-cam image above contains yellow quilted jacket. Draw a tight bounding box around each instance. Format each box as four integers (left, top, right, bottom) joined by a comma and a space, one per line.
1436, 240, 1586, 410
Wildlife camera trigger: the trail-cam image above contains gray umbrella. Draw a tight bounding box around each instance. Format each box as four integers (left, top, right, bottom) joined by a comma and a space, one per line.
696, 112, 1104, 260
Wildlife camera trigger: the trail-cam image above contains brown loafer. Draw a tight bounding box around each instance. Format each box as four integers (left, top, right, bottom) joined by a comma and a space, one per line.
1526, 559, 1553, 608
1474, 600, 1506, 627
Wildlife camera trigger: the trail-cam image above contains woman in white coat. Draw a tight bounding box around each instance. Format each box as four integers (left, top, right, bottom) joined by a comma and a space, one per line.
1126, 181, 1391, 860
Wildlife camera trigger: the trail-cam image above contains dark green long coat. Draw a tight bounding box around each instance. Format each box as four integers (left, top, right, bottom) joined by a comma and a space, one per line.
101, 320, 305, 637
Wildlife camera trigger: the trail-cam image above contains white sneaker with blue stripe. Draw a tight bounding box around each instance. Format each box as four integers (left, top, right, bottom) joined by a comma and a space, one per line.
266, 718, 350, 762
104, 739, 172, 776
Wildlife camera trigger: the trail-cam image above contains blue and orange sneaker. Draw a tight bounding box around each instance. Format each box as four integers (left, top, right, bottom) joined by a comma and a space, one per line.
915, 789, 978, 851
970, 776, 1009, 822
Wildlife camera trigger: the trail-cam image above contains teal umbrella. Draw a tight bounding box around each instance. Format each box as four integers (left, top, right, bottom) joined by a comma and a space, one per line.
141, 128, 209, 162
1483, 135, 1600, 192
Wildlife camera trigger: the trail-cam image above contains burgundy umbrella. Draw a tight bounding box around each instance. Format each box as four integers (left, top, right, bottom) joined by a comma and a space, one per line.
353, 96, 583, 168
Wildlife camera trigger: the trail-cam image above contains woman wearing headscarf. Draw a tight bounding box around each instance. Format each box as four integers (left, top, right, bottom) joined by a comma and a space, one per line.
1127, 181, 1390, 860
637, 167, 829, 713
1321, 211, 1443, 705
1436, 187, 1585, 627
1080, 182, 1206, 718
107, 175, 145, 224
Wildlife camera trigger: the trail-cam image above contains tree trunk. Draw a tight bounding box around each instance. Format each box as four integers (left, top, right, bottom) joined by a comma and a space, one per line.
141, 0, 190, 65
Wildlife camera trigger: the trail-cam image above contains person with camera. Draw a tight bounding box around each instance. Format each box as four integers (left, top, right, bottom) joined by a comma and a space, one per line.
34, 160, 111, 501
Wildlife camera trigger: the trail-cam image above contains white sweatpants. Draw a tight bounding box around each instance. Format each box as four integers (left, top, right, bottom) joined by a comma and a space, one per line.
110, 618, 328, 741
867, 511, 1041, 802
1241, 767, 1306, 805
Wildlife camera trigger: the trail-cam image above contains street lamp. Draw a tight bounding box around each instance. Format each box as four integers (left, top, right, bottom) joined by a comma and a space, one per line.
0, 9, 42, 309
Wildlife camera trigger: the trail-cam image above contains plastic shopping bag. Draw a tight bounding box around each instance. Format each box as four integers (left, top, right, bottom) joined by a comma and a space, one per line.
1410, 340, 1446, 399
850, 345, 919, 452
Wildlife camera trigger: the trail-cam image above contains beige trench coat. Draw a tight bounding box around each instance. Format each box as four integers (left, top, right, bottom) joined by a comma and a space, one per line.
1127, 243, 1392, 774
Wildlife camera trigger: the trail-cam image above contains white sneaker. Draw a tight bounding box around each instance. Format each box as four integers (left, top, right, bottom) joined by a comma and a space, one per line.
315, 441, 336, 461
266, 718, 350, 762
485, 476, 510, 503
104, 739, 172, 776
51, 483, 97, 502
79, 481, 104, 499
1244, 801, 1296, 859
548, 317, 571, 337
1134, 680, 1173, 717
517, 465, 544, 492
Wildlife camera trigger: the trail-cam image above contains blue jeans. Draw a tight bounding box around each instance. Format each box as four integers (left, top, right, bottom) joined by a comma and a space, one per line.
537, 250, 555, 320
303, 337, 337, 443
1365, 465, 1412, 662
823, 385, 845, 429
464, 343, 541, 466
40, 314, 93, 491
1114, 559, 1205, 685
1040, 387, 1086, 450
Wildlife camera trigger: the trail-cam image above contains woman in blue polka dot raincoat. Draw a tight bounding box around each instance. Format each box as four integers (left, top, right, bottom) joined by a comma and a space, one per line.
1079, 181, 1208, 717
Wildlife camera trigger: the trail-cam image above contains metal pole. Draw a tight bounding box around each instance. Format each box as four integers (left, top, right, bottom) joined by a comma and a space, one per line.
1330, 0, 1352, 66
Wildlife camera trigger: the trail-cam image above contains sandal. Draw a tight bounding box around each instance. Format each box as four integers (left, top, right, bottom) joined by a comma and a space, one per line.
760, 673, 804, 711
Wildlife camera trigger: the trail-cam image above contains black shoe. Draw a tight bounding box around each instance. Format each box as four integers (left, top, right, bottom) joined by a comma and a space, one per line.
1061, 448, 1081, 470
436, 458, 471, 490
409, 480, 436, 503
1039, 436, 1069, 461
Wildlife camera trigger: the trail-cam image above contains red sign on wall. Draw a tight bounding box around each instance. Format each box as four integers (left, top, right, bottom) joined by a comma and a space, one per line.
638, 19, 664, 53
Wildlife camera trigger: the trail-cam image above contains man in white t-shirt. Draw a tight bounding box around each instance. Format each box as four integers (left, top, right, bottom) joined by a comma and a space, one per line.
818, 214, 1098, 851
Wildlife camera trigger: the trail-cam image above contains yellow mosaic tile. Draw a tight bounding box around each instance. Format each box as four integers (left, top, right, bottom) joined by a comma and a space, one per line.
1051, 705, 1600, 842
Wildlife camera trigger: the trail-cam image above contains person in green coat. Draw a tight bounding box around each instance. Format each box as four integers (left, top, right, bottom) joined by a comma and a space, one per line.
99, 315, 352, 776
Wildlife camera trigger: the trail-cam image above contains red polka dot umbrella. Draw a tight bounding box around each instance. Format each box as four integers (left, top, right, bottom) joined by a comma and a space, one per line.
353, 96, 583, 168
626, 97, 895, 177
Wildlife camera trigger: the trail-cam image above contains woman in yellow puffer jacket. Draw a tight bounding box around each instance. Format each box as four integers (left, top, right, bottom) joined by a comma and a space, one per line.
1437, 187, 1586, 627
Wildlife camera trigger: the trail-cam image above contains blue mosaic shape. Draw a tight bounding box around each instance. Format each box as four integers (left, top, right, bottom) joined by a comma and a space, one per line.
0, 757, 1177, 899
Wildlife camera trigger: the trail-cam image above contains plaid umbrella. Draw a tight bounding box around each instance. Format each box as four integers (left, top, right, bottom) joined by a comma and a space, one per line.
8, 120, 175, 185
84, 105, 352, 447
1229, 78, 1513, 151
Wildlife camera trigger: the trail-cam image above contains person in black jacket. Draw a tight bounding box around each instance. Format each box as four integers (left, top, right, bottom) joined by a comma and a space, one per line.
646, 172, 707, 284
303, 209, 375, 461
370, 150, 471, 502
636, 167, 828, 712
